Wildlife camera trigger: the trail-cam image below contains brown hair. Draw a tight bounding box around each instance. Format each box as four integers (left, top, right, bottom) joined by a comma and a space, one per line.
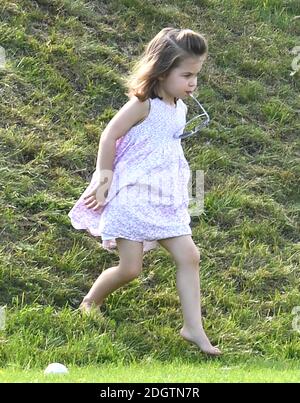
123, 27, 208, 102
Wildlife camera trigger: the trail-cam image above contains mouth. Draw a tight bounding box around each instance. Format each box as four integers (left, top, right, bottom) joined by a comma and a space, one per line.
185, 91, 193, 96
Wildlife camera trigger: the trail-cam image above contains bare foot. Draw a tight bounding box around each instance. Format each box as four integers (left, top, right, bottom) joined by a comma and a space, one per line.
79, 300, 101, 316
180, 326, 222, 356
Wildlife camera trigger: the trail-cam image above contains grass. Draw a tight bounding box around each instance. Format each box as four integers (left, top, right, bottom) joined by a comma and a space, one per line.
1, 358, 300, 383
0, 0, 300, 374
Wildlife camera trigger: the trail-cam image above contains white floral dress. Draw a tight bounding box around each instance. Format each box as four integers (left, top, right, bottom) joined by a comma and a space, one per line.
68, 96, 192, 253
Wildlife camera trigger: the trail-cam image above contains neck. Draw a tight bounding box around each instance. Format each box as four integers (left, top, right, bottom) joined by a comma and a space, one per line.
156, 86, 177, 106
157, 93, 177, 106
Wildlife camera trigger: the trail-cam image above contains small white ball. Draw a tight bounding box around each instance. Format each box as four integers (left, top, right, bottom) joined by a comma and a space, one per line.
44, 363, 69, 375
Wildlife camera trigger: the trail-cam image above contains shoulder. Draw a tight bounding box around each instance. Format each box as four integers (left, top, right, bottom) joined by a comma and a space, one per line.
127, 96, 151, 127
111, 95, 149, 124
127, 95, 150, 117
101, 96, 151, 141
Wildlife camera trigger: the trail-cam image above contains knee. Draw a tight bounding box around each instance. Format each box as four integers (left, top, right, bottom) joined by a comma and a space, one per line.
118, 264, 143, 281
190, 249, 201, 266
177, 248, 201, 267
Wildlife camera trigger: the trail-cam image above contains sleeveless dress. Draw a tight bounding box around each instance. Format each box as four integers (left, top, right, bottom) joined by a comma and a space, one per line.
68, 96, 192, 254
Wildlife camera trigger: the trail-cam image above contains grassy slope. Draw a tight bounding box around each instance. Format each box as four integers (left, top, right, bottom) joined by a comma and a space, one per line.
1, 358, 300, 383
0, 0, 299, 368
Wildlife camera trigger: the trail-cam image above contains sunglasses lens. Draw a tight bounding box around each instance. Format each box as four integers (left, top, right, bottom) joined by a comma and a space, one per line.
185, 115, 208, 133
174, 96, 210, 139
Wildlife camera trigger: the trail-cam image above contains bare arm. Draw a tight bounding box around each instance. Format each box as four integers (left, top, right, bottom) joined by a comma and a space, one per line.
84, 96, 149, 210
95, 96, 149, 175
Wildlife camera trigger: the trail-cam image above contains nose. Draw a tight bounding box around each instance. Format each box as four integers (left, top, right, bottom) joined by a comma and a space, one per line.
189, 77, 197, 89
188, 84, 197, 92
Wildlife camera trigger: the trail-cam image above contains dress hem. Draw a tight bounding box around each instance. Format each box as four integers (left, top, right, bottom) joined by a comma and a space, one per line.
68, 214, 192, 242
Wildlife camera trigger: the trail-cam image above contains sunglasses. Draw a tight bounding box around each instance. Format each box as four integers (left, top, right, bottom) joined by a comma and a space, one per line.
175, 93, 210, 139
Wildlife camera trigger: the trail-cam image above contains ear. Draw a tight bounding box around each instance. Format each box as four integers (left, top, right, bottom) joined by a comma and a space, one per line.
158, 72, 168, 81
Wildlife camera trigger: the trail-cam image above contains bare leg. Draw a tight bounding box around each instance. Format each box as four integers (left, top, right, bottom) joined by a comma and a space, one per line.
80, 238, 143, 313
80, 265, 120, 310
157, 235, 221, 356
176, 263, 221, 356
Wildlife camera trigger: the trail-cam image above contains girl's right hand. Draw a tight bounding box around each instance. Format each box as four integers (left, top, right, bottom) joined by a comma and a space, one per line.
83, 182, 110, 211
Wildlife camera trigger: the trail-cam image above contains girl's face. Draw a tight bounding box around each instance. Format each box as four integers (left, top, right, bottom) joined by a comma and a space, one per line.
158, 56, 205, 101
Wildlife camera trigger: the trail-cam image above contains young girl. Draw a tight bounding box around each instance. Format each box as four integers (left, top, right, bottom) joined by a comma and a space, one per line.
68, 27, 221, 356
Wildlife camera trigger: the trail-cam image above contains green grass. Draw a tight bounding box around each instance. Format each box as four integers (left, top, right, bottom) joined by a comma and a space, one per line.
1, 359, 300, 383
0, 0, 300, 373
